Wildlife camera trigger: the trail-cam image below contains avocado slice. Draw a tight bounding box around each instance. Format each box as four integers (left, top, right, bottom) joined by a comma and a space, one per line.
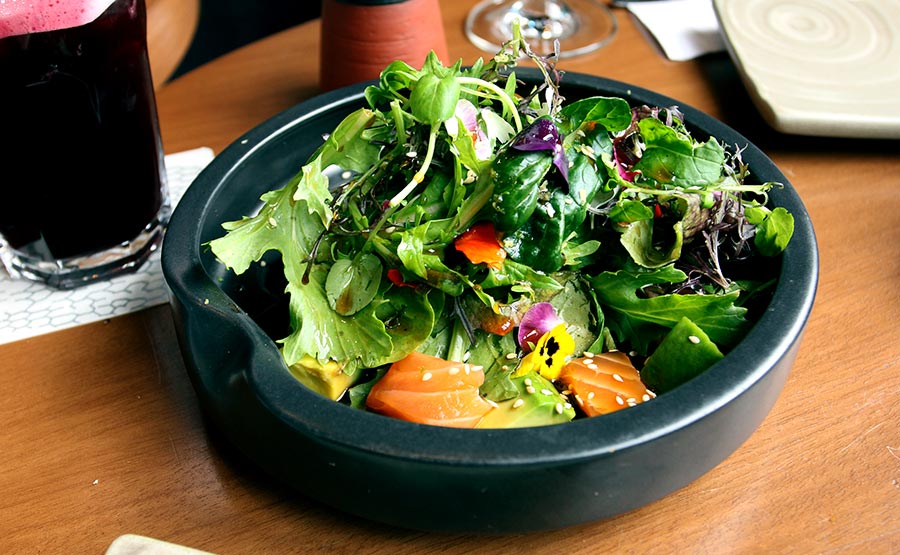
477, 371, 575, 428
640, 316, 724, 394
287, 355, 354, 400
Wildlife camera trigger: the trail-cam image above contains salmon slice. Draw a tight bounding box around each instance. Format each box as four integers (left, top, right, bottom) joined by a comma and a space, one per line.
366, 352, 495, 428
558, 351, 655, 417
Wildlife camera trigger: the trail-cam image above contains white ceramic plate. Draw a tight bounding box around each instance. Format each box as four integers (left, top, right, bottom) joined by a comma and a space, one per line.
713, 0, 900, 139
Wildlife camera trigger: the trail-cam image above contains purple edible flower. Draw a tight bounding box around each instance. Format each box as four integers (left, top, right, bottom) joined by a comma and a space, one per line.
511, 118, 569, 183
517, 302, 564, 353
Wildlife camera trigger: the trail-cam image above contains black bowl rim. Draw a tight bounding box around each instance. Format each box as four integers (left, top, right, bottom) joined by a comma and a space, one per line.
163, 69, 818, 467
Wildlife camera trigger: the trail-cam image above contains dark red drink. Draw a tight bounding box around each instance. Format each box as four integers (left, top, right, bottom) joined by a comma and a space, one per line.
0, 0, 168, 287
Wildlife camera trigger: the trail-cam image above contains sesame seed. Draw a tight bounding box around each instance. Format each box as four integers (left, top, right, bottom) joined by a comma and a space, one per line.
688, 335, 701, 344
627, 398, 636, 404
463, 351, 471, 362
615, 395, 625, 405
502, 365, 510, 372
587, 392, 595, 400
422, 372, 433, 381
448, 367, 460, 375
583, 358, 594, 365
512, 399, 525, 409
587, 363, 599, 371
564, 402, 572, 410
268, 217, 278, 227
471, 365, 484, 373
583, 351, 596, 358
341, 170, 353, 180
526, 386, 536, 394
505, 352, 517, 360
612, 373, 624, 382
642, 394, 651, 402
627, 400, 637, 407
575, 394, 583, 404
629, 351, 638, 357
541, 389, 553, 396
649, 391, 657, 398
555, 403, 564, 414
406, 151, 418, 158
524, 378, 533, 386
464, 365, 471, 375
487, 399, 500, 408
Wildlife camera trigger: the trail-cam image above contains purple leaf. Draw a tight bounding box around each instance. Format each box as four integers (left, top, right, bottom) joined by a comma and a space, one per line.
512, 118, 569, 183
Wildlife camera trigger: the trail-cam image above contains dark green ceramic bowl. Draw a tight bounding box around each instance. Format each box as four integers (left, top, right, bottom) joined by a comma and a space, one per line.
161, 70, 818, 533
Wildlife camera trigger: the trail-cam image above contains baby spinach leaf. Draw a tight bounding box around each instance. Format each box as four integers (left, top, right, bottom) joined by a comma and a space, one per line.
753, 206, 794, 257
479, 259, 563, 291
410, 72, 460, 125
609, 199, 654, 224
397, 225, 430, 279
640, 316, 724, 393
559, 96, 633, 135
633, 118, 725, 187
489, 148, 551, 231
325, 254, 383, 316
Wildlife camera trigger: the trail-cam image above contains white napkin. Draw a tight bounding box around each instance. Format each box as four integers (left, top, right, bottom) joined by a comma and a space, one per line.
106, 534, 217, 555
0, 147, 215, 346
626, 0, 725, 61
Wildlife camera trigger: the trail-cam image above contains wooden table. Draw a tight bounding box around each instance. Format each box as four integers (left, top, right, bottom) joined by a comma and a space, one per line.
3, 3, 898, 553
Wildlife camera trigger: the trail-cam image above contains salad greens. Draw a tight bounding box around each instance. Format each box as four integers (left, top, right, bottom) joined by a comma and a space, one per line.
209, 26, 794, 425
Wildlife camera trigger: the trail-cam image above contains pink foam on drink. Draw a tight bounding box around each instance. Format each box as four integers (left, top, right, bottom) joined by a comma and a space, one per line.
0, 0, 116, 40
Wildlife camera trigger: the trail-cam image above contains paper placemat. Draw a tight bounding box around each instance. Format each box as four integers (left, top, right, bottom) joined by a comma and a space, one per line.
0, 147, 215, 346
627, 0, 726, 61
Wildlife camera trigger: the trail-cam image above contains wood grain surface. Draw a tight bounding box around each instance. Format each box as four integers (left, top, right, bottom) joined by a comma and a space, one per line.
146, 0, 200, 88
2, 2, 898, 553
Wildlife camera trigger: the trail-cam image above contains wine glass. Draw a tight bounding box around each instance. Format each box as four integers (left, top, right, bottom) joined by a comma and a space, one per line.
465, 0, 618, 59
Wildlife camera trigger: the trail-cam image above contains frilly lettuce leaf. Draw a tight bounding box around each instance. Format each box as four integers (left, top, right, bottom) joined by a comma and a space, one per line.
208, 107, 433, 373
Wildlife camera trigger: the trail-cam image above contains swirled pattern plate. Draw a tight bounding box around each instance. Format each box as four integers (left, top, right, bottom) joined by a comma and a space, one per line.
713, 0, 900, 138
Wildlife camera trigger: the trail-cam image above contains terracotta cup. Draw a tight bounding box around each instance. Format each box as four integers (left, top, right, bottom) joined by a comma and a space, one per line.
319, 0, 449, 91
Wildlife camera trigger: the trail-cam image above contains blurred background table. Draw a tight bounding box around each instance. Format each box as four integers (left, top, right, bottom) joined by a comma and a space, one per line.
2, 2, 898, 553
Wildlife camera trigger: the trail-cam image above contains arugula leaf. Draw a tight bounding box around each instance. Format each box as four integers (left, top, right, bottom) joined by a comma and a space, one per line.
588, 265, 749, 353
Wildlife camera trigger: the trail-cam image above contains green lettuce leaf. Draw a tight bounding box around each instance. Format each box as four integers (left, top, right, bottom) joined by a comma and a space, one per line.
634, 118, 725, 187
588, 264, 749, 354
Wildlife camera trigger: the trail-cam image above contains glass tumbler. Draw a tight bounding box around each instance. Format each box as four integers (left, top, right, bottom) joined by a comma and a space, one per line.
0, 0, 170, 289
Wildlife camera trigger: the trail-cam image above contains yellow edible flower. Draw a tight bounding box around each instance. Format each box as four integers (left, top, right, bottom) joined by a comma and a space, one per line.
514, 323, 575, 380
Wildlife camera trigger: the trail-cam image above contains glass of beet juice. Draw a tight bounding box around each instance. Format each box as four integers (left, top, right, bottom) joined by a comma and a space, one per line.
0, 0, 170, 289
